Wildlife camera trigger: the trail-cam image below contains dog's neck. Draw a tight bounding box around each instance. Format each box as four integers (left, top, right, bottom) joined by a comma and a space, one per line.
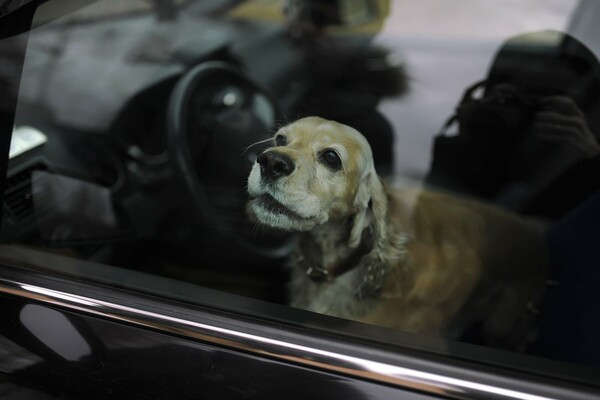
295, 219, 373, 283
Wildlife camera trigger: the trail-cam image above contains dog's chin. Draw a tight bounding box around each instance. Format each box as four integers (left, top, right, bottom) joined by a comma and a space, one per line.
248, 196, 317, 232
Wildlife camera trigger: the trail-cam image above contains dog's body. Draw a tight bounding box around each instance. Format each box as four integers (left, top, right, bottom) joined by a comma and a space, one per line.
247, 117, 547, 346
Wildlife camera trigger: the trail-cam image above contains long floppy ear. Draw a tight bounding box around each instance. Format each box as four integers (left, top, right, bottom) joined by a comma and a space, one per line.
348, 170, 388, 249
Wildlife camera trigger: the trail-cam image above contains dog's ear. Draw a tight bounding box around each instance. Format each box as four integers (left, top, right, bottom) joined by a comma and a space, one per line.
349, 170, 388, 248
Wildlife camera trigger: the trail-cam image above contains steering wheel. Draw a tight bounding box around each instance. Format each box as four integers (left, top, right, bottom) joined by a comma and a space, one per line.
167, 61, 291, 259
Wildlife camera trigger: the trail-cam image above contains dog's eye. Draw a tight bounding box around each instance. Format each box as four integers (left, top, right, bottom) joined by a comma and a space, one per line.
275, 135, 287, 146
320, 149, 342, 171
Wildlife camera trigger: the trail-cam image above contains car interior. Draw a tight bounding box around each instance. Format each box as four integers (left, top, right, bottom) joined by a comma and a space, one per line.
1, 0, 403, 303
1, 0, 600, 376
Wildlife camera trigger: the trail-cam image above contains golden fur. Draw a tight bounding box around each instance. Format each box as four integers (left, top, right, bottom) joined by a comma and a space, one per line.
247, 117, 547, 347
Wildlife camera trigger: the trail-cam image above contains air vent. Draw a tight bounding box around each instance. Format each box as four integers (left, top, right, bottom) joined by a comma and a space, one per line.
4, 163, 49, 221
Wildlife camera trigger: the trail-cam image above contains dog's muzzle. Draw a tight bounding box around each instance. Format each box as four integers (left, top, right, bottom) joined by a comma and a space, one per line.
257, 151, 295, 182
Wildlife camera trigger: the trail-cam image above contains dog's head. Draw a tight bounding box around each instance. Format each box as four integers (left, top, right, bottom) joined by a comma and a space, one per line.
247, 117, 387, 247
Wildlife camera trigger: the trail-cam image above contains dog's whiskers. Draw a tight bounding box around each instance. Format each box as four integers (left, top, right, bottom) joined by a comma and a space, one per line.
251, 222, 260, 237
241, 137, 274, 156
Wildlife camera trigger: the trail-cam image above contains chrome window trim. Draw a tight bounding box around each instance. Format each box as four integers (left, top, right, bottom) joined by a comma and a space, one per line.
0, 265, 597, 400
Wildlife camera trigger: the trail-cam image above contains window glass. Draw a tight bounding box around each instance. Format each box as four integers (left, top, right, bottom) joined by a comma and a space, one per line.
2, 0, 600, 382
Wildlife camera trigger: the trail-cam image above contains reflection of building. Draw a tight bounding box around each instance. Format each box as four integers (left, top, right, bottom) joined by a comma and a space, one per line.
228, 0, 390, 36
568, 0, 600, 63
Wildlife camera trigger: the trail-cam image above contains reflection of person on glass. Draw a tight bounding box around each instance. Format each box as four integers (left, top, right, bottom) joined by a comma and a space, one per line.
427, 30, 600, 365
520, 94, 600, 217
426, 30, 600, 219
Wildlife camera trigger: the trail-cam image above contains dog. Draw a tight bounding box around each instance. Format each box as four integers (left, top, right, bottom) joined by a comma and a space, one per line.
247, 116, 547, 347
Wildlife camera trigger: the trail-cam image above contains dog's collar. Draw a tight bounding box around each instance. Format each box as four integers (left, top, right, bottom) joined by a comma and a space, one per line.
296, 231, 373, 283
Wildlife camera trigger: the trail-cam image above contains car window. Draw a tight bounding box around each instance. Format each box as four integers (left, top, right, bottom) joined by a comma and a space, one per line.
2, 0, 600, 385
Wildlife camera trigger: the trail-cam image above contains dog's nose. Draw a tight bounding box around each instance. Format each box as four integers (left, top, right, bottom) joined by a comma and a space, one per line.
257, 151, 294, 181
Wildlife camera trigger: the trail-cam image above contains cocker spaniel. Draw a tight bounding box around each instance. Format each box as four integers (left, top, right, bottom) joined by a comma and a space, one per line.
247, 116, 547, 348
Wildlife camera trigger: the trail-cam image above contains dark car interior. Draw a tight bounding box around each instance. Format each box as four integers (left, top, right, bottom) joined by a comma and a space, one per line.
0, 0, 402, 303
2, 0, 600, 376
